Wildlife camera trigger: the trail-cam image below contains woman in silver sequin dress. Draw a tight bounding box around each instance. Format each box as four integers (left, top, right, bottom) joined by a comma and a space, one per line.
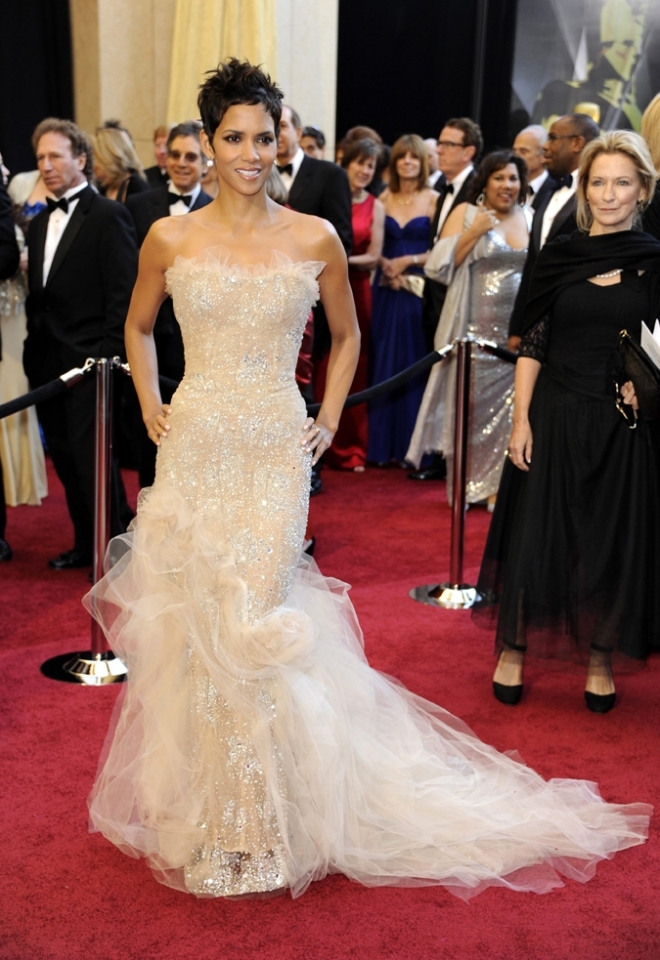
407, 152, 531, 506
84, 63, 650, 900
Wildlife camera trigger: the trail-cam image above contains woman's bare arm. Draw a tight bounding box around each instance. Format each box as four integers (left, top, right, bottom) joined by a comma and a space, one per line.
124, 222, 171, 445
304, 225, 361, 464
507, 357, 542, 472
349, 198, 385, 271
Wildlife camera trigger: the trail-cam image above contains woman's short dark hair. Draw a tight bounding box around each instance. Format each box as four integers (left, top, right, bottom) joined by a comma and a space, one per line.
467, 150, 528, 205
389, 134, 429, 193
341, 138, 382, 169
197, 58, 284, 140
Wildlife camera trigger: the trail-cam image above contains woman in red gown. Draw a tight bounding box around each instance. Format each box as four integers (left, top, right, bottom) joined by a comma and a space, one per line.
318, 138, 384, 470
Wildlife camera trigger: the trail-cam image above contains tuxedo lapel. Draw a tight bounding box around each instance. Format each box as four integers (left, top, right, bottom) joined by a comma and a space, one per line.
532, 191, 551, 252
548, 194, 576, 241
191, 189, 212, 211
29, 209, 48, 293
287, 156, 313, 209
450, 170, 474, 213
46, 186, 94, 287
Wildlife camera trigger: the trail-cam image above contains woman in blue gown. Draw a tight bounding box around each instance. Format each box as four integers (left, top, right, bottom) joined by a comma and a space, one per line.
368, 135, 438, 464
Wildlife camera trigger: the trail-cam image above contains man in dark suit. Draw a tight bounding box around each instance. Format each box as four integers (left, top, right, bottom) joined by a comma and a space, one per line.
143, 124, 171, 190
508, 113, 600, 350
276, 106, 352, 494
24, 119, 138, 569
512, 124, 555, 209
0, 162, 20, 561
411, 118, 481, 481
126, 121, 212, 488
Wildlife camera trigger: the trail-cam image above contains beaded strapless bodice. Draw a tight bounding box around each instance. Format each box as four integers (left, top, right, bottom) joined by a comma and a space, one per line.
166, 247, 323, 396
154, 248, 324, 623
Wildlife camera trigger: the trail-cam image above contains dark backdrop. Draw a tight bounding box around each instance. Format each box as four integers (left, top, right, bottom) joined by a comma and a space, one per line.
336, 0, 518, 155
0, 0, 74, 175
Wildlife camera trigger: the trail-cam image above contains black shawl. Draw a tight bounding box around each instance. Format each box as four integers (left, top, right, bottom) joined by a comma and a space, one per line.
522, 229, 660, 334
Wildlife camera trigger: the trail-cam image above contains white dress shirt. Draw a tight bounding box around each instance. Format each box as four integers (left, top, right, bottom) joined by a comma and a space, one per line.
540, 168, 577, 248
43, 181, 88, 285
168, 182, 201, 216
276, 147, 305, 197
527, 169, 548, 202
435, 164, 474, 240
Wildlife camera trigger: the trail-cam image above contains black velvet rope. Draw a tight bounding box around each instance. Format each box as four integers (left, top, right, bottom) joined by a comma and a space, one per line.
0, 343, 517, 423
0, 378, 69, 420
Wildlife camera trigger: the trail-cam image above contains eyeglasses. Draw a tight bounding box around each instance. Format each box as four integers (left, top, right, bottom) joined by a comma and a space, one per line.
437, 140, 465, 149
546, 133, 579, 143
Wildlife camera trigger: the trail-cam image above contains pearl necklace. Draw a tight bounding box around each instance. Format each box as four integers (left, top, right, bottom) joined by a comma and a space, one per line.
351, 189, 367, 205
595, 268, 623, 278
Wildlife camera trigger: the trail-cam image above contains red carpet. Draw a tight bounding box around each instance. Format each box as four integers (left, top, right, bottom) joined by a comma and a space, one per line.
1, 460, 659, 960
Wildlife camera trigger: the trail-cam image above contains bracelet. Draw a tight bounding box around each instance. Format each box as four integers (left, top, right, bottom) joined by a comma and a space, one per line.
413, 254, 419, 265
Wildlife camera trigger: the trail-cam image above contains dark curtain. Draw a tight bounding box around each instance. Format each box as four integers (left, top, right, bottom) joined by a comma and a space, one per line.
336, 0, 518, 153
0, 0, 74, 175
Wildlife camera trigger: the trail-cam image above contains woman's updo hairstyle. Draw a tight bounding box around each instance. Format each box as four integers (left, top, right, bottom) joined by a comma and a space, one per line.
197, 58, 284, 141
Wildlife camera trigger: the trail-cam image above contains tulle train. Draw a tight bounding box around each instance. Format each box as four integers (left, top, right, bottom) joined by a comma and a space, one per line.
84, 482, 651, 900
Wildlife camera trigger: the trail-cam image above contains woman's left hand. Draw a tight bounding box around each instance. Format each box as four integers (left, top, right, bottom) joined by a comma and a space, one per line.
381, 255, 411, 279
301, 417, 334, 466
620, 380, 638, 412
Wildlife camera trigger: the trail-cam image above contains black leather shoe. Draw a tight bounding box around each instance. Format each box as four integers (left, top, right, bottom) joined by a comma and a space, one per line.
310, 474, 323, 497
585, 691, 616, 714
0, 538, 12, 561
48, 549, 93, 570
408, 466, 446, 481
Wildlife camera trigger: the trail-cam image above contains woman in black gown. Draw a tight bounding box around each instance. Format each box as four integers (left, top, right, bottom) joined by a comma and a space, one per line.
477, 130, 660, 713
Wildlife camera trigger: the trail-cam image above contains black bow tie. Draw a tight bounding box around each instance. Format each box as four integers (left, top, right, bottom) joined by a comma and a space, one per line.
277, 163, 293, 177
46, 196, 69, 214
445, 183, 454, 195
167, 192, 192, 208
553, 175, 573, 191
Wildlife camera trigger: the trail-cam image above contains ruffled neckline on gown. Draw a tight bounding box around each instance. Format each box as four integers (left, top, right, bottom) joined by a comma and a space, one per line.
166, 245, 326, 284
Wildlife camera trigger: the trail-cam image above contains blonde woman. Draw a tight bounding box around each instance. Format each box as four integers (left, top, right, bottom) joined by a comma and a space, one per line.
478, 131, 660, 713
641, 92, 660, 238
91, 126, 150, 204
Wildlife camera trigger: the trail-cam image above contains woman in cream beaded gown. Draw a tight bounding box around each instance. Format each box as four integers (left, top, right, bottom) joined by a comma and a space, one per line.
85, 61, 651, 900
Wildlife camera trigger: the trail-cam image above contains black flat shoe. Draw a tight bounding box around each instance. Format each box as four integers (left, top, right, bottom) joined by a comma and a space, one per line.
48, 549, 93, 570
0, 538, 12, 562
493, 680, 523, 705
585, 690, 616, 714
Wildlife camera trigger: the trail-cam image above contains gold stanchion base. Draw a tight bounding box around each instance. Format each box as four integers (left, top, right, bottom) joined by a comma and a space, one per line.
409, 583, 480, 610
40, 651, 127, 685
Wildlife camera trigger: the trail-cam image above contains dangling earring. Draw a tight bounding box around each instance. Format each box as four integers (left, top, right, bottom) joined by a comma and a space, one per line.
476, 192, 485, 207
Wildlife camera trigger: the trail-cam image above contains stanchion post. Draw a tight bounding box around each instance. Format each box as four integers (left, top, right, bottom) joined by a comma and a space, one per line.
41, 358, 127, 684
410, 338, 480, 610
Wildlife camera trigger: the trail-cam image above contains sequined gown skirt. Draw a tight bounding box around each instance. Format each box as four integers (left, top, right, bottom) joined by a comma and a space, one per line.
85, 249, 650, 900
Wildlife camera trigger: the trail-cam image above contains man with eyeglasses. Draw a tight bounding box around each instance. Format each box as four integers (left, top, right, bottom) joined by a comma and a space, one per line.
126, 121, 213, 487
508, 113, 599, 350
410, 118, 481, 481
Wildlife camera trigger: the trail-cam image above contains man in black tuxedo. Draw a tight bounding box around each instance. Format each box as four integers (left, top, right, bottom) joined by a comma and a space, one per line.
513, 124, 555, 209
411, 118, 481, 481
143, 124, 171, 190
508, 113, 599, 349
127, 121, 212, 487
0, 164, 20, 561
276, 106, 352, 494
24, 119, 138, 569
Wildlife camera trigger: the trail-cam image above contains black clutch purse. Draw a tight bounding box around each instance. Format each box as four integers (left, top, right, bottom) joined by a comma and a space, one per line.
608, 329, 660, 425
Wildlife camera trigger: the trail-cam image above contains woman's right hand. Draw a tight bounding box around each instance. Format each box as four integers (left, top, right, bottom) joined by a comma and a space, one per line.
145, 404, 172, 446
471, 204, 498, 238
508, 419, 533, 472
